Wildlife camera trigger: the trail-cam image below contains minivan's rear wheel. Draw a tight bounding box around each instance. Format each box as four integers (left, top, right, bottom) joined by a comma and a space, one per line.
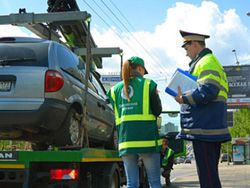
55, 108, 82, 147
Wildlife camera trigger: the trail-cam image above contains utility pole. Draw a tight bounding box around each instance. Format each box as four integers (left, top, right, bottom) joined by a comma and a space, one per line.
120, 52, 123, 79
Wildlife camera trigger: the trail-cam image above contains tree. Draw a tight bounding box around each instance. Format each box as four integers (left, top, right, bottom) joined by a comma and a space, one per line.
221, 108, 250, 154
230, 109, 250, 138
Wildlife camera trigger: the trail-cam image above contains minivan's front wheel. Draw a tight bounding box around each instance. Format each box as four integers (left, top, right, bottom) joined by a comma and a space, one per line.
55, 108, 82, 147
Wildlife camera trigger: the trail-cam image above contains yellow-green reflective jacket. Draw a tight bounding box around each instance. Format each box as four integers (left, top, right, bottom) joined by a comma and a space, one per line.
177, 48, 231, 142
161, 147, 175, 167
107, 76, 162, 156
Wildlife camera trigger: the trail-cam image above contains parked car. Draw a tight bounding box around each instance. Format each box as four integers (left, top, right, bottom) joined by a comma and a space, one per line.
0, 37, 116, 150
175, 157, 185, 164
184, 157, 192, 164
220, 153, 232, 163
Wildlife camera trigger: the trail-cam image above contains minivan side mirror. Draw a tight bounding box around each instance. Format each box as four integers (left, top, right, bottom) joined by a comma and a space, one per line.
106, 98, 111, 104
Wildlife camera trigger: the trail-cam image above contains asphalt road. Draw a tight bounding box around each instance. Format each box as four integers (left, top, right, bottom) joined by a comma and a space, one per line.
122, 160, 250, 187
164, 161, 250, 188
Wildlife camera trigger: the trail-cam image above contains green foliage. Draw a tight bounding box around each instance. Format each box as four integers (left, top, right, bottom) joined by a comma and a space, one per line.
221, 109, 250, 154
0, 140, 31, 150
230, 109, 250, 138
221, 141, 232, 154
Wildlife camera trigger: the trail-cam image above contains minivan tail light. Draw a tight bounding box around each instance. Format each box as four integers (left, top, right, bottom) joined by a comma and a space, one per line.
45, 70, 64, 92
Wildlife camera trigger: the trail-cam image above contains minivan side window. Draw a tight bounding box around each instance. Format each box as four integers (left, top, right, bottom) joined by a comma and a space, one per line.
57, 45, 82, 81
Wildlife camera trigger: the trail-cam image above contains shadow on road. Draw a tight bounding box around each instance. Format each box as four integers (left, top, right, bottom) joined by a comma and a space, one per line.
163, 180, 200, 188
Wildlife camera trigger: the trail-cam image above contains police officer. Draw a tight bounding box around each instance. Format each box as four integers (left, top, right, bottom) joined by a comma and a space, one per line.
160, 136, 175, 187
175, 30, 231, 188
107, 56, 162, 188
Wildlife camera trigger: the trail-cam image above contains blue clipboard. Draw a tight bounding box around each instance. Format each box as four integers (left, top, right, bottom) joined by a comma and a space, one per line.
165, 68, 198, 97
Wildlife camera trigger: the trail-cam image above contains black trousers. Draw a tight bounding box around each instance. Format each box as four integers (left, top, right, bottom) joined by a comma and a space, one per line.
192, 140, 221, 188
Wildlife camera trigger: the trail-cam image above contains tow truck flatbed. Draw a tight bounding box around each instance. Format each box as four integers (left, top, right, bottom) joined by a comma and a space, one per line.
0, 148, 125, 188
0, 148, 121, 168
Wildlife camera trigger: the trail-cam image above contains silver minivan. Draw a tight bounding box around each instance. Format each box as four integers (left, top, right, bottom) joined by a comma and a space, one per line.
0, 37, 116, 150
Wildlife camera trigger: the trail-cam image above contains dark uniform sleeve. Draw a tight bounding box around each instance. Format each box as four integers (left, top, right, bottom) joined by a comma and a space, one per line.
150, 86, 162, 116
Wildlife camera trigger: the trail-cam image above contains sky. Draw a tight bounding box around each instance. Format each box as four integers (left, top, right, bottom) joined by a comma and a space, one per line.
0, 0, 250, 110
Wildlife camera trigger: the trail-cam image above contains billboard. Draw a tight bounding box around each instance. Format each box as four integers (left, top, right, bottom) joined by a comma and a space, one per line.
224, 65, 250, 109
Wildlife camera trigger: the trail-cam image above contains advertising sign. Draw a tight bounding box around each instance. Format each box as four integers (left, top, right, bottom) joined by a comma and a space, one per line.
101, 75, 121, 91
232, 144, 245, 163
224, 65, 250, 109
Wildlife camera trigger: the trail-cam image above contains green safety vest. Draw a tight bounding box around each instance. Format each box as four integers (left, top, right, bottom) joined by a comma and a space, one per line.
162, 147, 175, 167
108, 77, 162, 156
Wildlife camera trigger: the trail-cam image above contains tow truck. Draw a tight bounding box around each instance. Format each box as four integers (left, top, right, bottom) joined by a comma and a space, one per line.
0, 0, 127, 187
0, 1, 185, 187
0, 148, 125, 188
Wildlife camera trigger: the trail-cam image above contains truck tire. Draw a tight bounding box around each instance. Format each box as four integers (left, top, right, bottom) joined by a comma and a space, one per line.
110, 168, 120, 188
91, 163, 121, 188
54, 108, 82, 147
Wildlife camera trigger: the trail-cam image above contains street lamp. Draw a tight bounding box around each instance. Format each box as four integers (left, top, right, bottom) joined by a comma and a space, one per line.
232, 49, 240, 65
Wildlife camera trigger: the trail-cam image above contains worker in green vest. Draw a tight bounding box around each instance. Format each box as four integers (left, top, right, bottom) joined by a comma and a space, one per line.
160, 136, 175, 187
107, 56, 162, 188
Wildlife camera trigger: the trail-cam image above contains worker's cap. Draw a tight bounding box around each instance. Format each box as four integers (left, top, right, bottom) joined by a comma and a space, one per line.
163, 135, 170, 139
180, 30, 210, 47
128, 56, 148, 74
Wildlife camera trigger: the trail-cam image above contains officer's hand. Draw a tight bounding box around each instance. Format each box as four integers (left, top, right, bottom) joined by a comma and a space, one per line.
175, 86, 183, 104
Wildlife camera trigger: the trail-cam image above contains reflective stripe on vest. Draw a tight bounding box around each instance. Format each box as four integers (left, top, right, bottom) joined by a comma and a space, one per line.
191, 54, 228, 104
198, 71, 228, 101
111, 79, 156, 126
119, 139, 162, 150
181, 128, 230, 135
